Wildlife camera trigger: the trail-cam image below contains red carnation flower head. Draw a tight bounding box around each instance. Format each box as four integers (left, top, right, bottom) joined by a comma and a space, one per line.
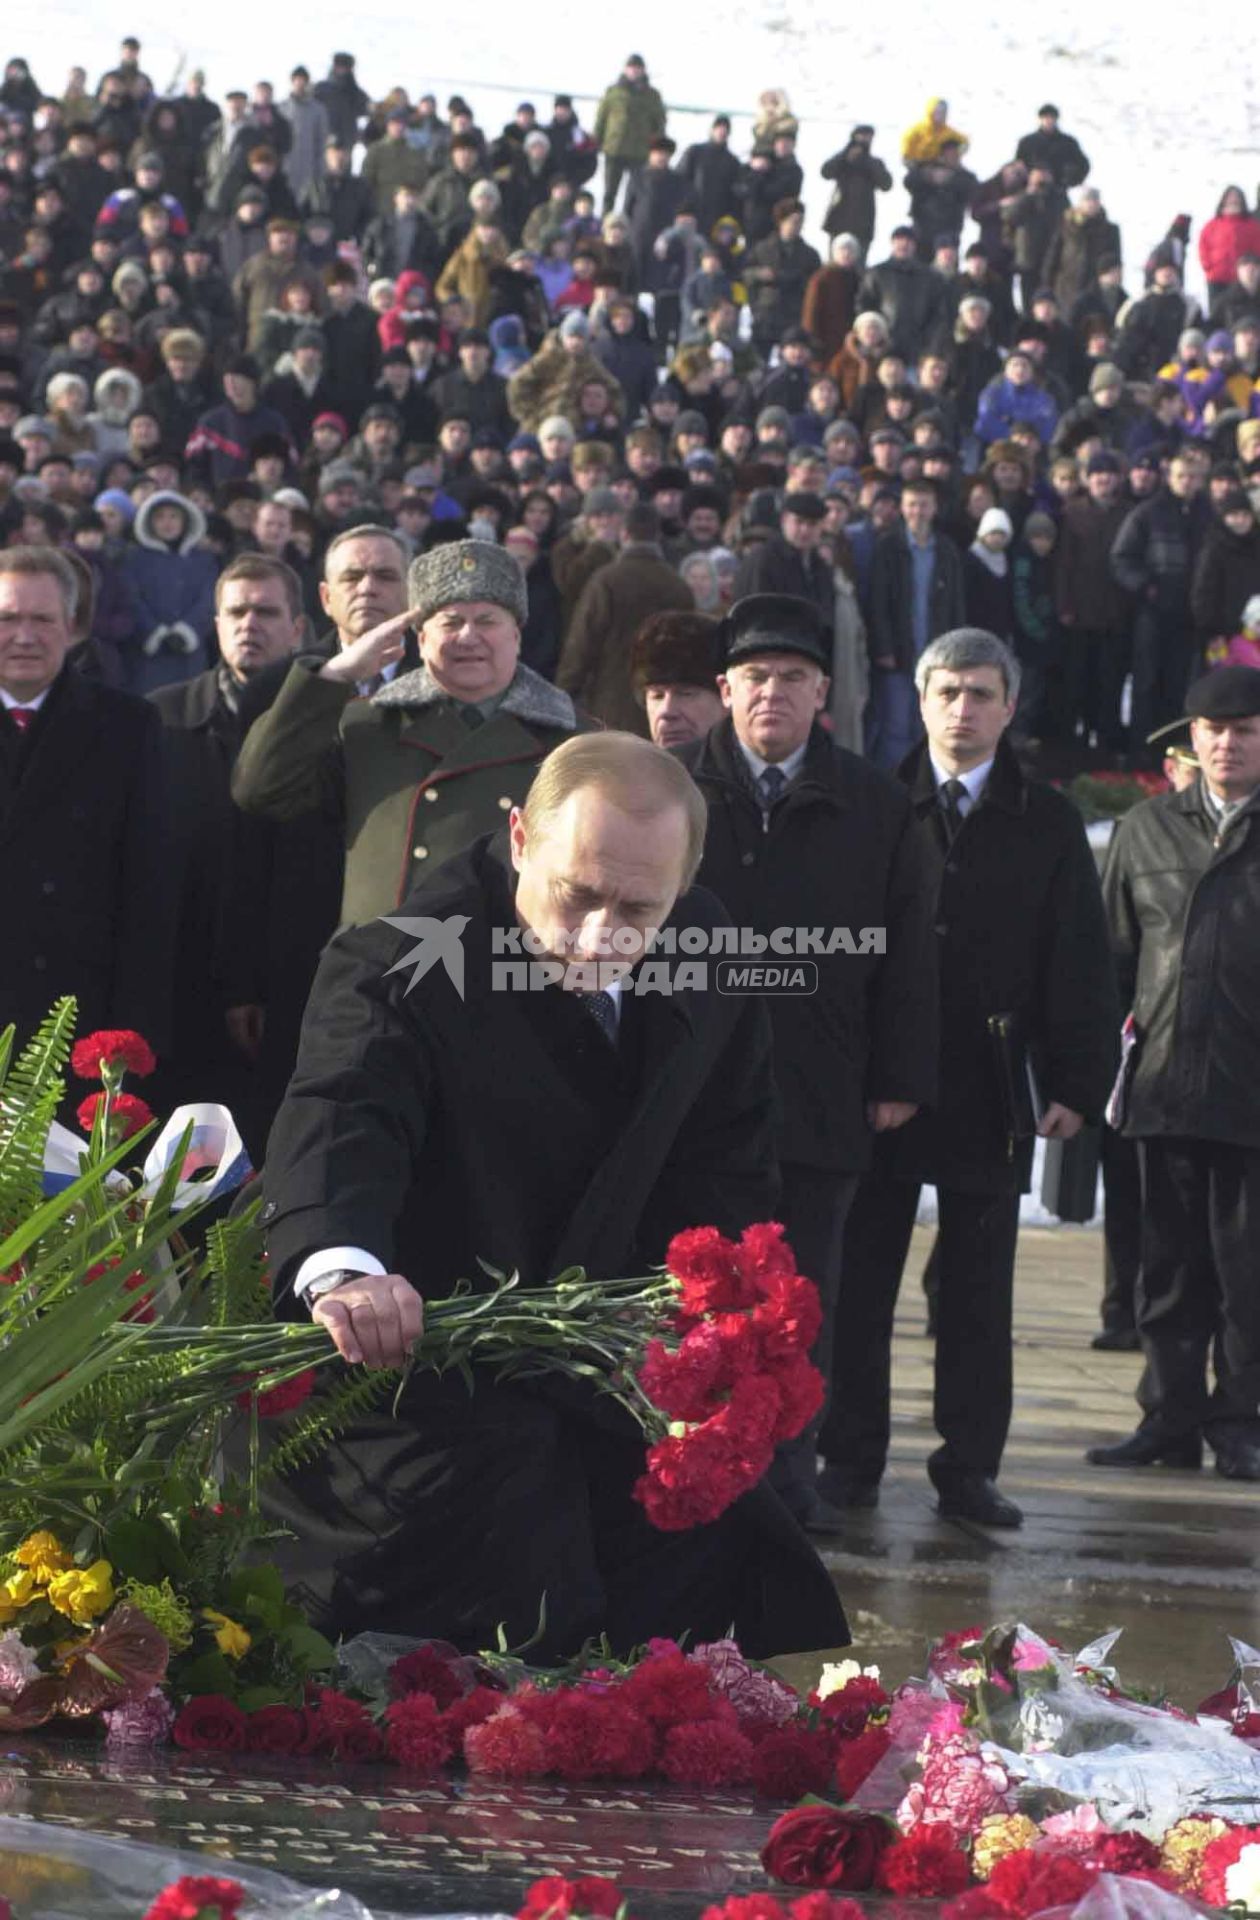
751, 1272, 823, 1359
76, 1090, 154, 1141
699, 1900, 788, 1920
660, 1717, 756, 1787
383, 1690, 455, 1771
1086, 1832, 1162, 1875
762, 1806, 897, 1890
986, 1849, 1095, 1917
141, 1874, 244, 1920
876, 1827, 972, 1899
464, 1703, 549, 1777
751, 1725, 835, 1801
243, 1704, 306, 1754
621, 1648, 717, 1730
305, 1686, 383, 1761
72, 1028, 157, 1083
388, 1641, 478, 1708
818, 1674, 891, 1741
518, 1874, 625, 1920
442, 1684, 507, 1743
737, 1221, 799, 1292
1200, 1824, 1260, 1907
234, 1368, 318, 1417
764, 1348, 824, 1443
541, 1688, 656, 1780
666, 1225, 760, 1316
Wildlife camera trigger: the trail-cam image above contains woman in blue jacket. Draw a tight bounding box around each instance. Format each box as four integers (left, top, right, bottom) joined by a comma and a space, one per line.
120, 490, 220, 695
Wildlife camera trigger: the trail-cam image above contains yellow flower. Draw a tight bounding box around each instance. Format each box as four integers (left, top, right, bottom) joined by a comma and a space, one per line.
14, 1530, 72, 1583
45, 1558, 115, 1625
203, 1608, 251, 1660
0, 1567, 39, 1621
972, 1814, 1042, 1880
1160, 1816, 1228, 1894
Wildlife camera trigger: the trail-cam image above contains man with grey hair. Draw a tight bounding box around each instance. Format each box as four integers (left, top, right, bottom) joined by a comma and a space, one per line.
821, 627, 1117, 1528
233, 539, 587, 925
0, 545, 172, 1057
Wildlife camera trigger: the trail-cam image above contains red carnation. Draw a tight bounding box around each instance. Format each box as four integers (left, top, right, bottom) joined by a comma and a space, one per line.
543, 1690, 655, 1780
172, 1694, 248, 1753
621, 1650, 718, 1730
737, 1221, 799, 1292
72, 1028, 157, 1082
818, 1675, 891, 1741
243, 1704, 306, 1754
383, 1690, 454, 1771
764, 1349, 824, 1442
751, 1726, 835, 1801
762, 1806, 896, 1890
876, 1828, 971, 1899
834, 1724, 891, 1799
1200, 1824, 1260, 1906
76, 1090, 154, 1140
940, 1892, 1006, 1920
660, 1717, 756, 1787
442, 1684, 506, 1743
464, 1704, 550, 1776
141, 1875, 244, 1920
667, 1225, 760, 1316
985, 1849, 1092, 1917
388, 1642, 474, 1708
1085, 1832, 1162, 1875
786, 1898, 867, 1920
751, 1273, 823, 1358
306, 1687, 383, 1760
234, 1368, 318, 1418
699, 1901, 787, 1920
518, 1874, 624, 1920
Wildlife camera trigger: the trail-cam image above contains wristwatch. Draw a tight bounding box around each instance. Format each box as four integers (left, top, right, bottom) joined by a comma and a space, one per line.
302, 1269, 362, 1311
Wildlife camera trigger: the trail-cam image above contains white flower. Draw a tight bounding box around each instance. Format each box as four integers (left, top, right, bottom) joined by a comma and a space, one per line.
817, 1658, 881, 1699
0, 1627, 40, 1699
1225, 1842, 1260, 1911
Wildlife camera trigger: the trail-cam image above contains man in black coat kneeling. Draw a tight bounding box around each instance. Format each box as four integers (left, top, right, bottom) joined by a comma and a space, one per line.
260, 731, 849, 1660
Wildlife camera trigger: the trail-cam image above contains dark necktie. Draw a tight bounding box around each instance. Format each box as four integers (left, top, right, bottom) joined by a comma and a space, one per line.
939, 776, 967, 843
579, 988, 619, 1045
759, 764, 787, 812
457, 701, 486, 732
8, 707, 35, 732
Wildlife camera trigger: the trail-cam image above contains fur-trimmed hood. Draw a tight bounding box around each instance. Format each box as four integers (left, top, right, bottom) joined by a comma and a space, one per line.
132, 489, 208, 555
372, 659, 577, 729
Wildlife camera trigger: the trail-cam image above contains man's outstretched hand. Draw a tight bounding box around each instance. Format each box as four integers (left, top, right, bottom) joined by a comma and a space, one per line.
312, 1273, 424, 1368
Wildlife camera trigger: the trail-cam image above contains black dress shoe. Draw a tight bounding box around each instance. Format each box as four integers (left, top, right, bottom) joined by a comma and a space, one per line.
1086, 1428, 1203, 1469
931, 1473, 1023, 1528
1091, 1326, 1141, 1352
1214, 1441, 1260, 1481
816, 1465, 881, 1509
791, 1493, 853, 1535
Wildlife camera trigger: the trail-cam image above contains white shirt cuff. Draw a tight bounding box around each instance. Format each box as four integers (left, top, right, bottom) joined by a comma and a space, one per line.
292, 1246, 387, 1299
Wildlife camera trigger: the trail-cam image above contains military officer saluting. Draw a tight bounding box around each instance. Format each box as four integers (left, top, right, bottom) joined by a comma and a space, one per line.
233, 541, 587, 922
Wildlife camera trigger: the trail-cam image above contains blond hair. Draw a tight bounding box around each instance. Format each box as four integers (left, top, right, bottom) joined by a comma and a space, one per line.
520, 732, 707, 888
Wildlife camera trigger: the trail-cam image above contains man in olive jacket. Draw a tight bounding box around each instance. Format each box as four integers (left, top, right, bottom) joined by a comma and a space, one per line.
232, 541, 587, 925
675, 593, 939, 1531
594, 54, 667, 212
1091, 666, 1260, 1481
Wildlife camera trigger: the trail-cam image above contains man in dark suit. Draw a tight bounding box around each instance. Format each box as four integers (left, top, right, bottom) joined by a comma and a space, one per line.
821, 628, 1118, 1527
866, 477, 967, 770
675, 594, 938, 1531
733, 492, 836, 629
0, 546, 172, 1056
260, 731, 849, 1660
149, 554, 306, 1124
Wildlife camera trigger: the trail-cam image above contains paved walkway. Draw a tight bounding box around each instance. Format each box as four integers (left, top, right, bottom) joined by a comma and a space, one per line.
784, 1226, 1260, 1706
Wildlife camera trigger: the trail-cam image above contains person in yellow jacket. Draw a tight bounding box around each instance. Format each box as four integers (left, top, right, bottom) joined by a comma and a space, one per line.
902, 98, 969, 166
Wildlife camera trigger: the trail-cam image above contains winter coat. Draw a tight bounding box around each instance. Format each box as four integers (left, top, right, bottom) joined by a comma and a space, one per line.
974, 374, 1059, 448
427, 365, 513, 438
625, 168, 690, 279
185, 397, 294, 489
1055, 494, 1133, 630
301, 168, 375, 242
677, 139, 742, 237
1007, 183, 1069, 278
1110, 489, 1213, 616
1104, 780, 1260, 1147
857, 256, 947, 360
234, 252, 327, 354
321, 299, 381, 428
421, 164, 492, 255
744, 232, 822, 341
1013, 125, 1090, 187
904, 161, 977, 249
557, 545, 692, 730
964, 548, 1014, 638
313, 68, 369, 147
119, 492, 220, 696
1199, 203, 1260, 290
592, 326, 658, 419
1044, 207, 1122, 309
821, 137, 892, 248
592, 76, 666, 164
868, 526, 967, 670
436, 229, 511, 329
901, 99, 969, 165
550, 529, 616, 633
361, 134, 428, 220
675, 717, 938, 1171
882, 736, 1116, 1193
801, 263, 859, 362
233, 658, 588, 927
1189, 520, 1260, 642
278, 94, 330, 202
732, 536, 835, 629
1115, 288, 1202, 382
952, 332, 1004, 431
1051, 391, 1142, 458
362, 208, 443, 282
507, 334, 627, 432
86, 367, 144, 460
1010, 543, 1060, 661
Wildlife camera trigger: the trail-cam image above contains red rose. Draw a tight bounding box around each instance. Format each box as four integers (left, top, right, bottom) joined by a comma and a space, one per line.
76, 1090, 154, 1140
876, 1828, 971, 1899
762, 1806, 896, 1890
172, 1694, 248, 1752
818, 1675, 891, 1740
243, 1704, 305, 1753
72, 1028, 157, 1082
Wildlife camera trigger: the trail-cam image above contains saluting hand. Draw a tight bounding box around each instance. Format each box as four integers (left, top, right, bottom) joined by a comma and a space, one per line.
319, 608, 419, 688
312, 1273, 424, 1369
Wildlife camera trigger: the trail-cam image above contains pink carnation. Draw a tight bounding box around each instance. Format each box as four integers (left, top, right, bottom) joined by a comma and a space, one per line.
102, 1686, 176, 1749
1039, 1804, 1108, 1853
692, 1639, 801, 1730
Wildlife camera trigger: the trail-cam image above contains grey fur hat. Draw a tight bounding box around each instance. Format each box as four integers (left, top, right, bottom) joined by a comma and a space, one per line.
407, 539, 529, 627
